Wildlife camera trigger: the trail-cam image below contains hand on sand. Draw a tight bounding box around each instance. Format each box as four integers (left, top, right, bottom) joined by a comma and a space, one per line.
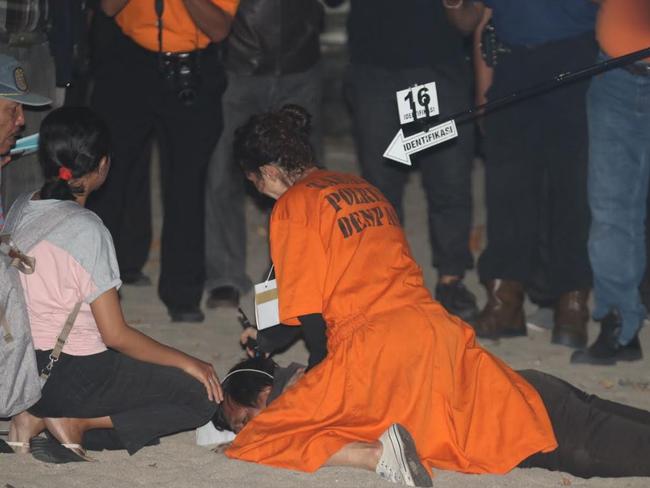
183, 358, 223, 403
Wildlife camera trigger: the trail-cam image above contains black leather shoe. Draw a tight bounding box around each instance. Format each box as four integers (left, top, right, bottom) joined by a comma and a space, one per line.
435, 280, 479, 323
121, 271, 152, 287
205, 286, 240, 309
168, 307, 205, 323
571, 310, 643, 365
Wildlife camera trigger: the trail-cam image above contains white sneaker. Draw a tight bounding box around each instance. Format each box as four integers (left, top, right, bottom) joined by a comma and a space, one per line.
376, 424, 432, 487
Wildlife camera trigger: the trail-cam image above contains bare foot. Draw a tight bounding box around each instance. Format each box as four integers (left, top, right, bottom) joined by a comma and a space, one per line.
44, 415, 112, 447
8, 412, 45, 453
43, 418, 86, 446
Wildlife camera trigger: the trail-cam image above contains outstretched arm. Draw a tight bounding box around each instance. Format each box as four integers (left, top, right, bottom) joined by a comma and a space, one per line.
91, 288, 223, 403
244, 314, 328, 370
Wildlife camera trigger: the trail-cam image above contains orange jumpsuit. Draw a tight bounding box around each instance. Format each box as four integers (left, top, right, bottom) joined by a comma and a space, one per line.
226, 170, 557, 474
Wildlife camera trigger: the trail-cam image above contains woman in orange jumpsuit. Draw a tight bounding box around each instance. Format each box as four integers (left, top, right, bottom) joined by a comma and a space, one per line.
224, 106, 559, 486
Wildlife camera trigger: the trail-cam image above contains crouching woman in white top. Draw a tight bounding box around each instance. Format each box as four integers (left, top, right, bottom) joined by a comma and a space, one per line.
6, 107, 222, 463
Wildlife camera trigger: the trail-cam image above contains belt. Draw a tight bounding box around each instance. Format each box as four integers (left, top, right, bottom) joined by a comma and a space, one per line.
623, 61, 650, 77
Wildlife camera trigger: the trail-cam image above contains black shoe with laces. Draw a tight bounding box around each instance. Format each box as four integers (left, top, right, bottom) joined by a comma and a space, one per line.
570, 310, 643, 365
435, 280, 479, 323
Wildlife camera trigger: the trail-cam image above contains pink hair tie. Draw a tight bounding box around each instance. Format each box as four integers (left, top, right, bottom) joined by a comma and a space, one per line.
58, 166, 73, 181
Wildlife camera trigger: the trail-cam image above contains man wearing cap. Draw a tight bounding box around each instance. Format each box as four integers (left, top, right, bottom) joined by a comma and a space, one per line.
89, 0, 238, 322
0, 54, 51, 228
0, 1, 56, 220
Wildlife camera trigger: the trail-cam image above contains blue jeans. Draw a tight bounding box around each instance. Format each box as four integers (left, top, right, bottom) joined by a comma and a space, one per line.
588, 54, 650, 345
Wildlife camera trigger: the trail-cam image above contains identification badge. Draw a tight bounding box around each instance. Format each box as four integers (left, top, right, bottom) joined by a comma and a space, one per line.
254, 266, 279, 330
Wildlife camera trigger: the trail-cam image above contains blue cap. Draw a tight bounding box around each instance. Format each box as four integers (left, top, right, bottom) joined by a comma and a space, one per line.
0, 54, 51, 106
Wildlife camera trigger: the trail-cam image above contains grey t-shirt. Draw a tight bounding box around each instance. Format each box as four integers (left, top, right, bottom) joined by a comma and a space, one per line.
12, 197, 121, 354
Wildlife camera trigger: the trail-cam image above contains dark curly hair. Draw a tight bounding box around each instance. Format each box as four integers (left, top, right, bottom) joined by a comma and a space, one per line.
38, 106, 111, 201
233, 104, 316, 178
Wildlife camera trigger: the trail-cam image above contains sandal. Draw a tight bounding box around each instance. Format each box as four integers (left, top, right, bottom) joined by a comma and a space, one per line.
5, 440, 31, 454
0, 439, 29, 454
0, 439, 15, 454
31, 435, 95, 464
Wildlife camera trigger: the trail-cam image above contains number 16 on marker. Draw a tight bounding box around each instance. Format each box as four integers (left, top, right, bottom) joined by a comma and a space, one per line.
396, 82, 439, 126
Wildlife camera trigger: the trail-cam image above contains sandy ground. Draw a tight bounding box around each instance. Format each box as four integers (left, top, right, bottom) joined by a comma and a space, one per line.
2, 10, 650, 486
3, 134, 650, 488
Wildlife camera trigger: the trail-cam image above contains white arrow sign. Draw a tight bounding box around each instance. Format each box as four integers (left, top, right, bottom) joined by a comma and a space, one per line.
383, 120, 458, 166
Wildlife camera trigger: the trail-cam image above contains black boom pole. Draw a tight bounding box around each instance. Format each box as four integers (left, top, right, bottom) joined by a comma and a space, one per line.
442, 46, 650, 126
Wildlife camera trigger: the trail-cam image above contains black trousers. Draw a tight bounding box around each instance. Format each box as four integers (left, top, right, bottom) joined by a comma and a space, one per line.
344, 64, 474, 276
518, 370, 650, 478
30, 349, 216, 455
478, 34, 596, 295
88, 17, 225, 309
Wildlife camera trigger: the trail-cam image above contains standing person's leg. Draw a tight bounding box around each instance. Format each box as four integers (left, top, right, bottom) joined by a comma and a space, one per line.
541, 36, 595, 349
204, 72, 265, 307
157, 49, 225, 319
343, 64, 409, 221
113, 139, 154, 283
572, 61, 650, 364
87, 25, 155, 282
518, 370, 650, 477
416, 67, 476, 322
476, 52, 541, 338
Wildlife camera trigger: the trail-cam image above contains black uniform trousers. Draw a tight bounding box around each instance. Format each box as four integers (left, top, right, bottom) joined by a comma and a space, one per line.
519, 370, 650, 478
88, 19, 225, 310
478, 34, 596, 296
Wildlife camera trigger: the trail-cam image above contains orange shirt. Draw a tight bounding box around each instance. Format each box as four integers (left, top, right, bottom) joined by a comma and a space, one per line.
116, 0, 239, 52
227, 170, 557, 474
597, 0, 650, 61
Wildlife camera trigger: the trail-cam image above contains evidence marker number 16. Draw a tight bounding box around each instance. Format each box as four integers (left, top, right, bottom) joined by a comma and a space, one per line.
386, 81, 458, 166
396, 82, 439, 125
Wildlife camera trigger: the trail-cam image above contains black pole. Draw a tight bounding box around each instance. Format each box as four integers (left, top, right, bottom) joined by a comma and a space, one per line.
437, 46, 650, 127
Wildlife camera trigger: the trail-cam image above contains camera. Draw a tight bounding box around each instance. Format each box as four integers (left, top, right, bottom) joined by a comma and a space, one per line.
159, 51, 202, 106
480, 21, 512, 68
